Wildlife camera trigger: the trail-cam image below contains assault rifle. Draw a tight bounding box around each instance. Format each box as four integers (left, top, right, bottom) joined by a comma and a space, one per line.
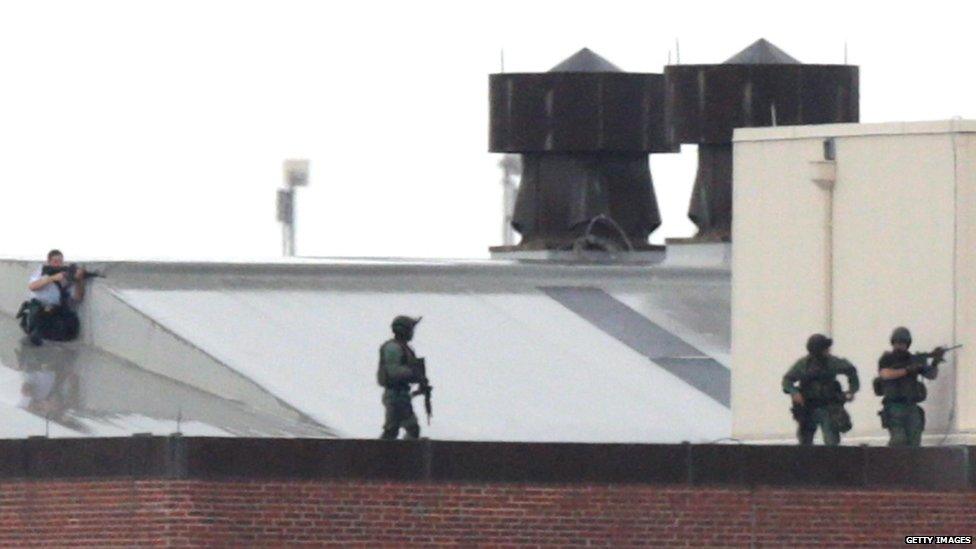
410, 357, 433, 425
916, 344, 963, 363
874, 345, 964, 386
42, 263, 103, 281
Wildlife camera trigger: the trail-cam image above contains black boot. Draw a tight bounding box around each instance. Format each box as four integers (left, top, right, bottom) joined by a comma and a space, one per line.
25, 304, 44, 346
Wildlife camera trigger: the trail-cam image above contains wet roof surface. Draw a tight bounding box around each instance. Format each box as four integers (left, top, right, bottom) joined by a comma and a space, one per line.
0, 258, 731, 442
0, 314, 331, 438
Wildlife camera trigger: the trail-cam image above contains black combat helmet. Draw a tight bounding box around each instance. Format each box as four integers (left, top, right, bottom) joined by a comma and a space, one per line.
806, 333, 833, 355
890, 326, 912, 347
391, 315, 422, 339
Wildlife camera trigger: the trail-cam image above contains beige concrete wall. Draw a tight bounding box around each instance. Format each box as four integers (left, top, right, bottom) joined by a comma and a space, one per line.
955, 133, 976, 432
830, 134, 956, 439
731, 138, 830, 440
732, 121, 975, 444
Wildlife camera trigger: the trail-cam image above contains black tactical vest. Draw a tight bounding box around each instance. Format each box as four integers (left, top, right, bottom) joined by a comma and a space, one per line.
798, 357, 843, 404
877, 351, 927, 404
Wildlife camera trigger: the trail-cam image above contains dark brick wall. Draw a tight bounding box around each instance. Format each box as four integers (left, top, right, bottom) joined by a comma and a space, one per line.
0, 479, 974, 547
0, 438, 973, 546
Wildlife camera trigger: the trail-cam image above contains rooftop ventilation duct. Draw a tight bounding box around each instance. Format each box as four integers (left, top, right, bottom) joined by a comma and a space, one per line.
489, 48, 676, 252
665, 39, 859, 240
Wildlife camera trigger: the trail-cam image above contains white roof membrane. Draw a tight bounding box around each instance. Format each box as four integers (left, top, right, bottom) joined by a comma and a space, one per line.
0, 259, 731, 442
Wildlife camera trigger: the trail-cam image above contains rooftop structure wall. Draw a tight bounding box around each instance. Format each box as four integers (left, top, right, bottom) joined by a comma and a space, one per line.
732, 119, 976, 444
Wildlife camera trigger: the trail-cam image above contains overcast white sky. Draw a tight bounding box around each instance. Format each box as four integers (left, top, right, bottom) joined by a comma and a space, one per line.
1, 1, 974, 261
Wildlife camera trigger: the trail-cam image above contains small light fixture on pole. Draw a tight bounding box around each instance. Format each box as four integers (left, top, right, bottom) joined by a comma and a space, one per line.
277, 159, 309, 257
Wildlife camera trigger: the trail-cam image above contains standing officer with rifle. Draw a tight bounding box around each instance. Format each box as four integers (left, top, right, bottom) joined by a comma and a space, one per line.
782, 334, 860, 446
377, 315, 432, 440
873, 327, 960, 447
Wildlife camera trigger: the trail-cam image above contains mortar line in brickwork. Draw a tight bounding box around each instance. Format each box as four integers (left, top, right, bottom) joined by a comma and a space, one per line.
423, 439, 433, 481
749, 485, 758, 549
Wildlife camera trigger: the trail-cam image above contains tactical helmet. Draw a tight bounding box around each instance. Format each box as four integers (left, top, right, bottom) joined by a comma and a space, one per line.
890, 326, 912, 347
806, 333, 833, 355
391, 315, 422, 335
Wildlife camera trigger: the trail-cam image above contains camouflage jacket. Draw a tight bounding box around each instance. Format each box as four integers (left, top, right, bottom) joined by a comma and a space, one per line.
782, 355, 860, 404
377, 339, 420, 393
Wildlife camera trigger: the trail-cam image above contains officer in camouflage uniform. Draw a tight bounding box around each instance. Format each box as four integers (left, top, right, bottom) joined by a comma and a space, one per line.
875, 327, 942, 447
782, 334, 860, 446
377, 315, 426, 440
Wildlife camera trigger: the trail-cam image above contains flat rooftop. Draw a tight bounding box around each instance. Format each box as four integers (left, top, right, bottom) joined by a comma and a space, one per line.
0, 253, 731, 442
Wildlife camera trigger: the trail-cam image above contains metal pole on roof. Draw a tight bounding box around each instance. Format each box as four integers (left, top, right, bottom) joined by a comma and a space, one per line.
499, 154, 521, 246
278, 159, 309, 257
277, 188, 296, 257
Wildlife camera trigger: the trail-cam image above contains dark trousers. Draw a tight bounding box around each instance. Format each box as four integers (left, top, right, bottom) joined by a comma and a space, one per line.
381, 392, 420, 440
796, 405, 841, 446
883, 403, 925, 447
20, 300, 80, 343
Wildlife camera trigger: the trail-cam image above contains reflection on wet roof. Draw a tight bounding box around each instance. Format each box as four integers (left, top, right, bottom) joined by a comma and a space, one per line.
0, 315, 333, 438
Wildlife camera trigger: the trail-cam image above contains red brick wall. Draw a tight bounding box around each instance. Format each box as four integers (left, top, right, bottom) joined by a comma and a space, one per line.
0, 479, 973, 547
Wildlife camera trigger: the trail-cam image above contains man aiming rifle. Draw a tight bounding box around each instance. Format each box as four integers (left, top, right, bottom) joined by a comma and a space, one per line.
873, 327, 961, 446
17, 249, 101, 346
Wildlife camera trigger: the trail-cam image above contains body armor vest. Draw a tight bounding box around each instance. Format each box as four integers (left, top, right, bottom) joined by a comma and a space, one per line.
878, 351, 927, 404
798, 358, 843, 404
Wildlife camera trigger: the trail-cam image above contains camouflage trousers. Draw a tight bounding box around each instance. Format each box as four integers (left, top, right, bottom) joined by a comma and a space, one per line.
881, 402, 925, 447
381, 391, 419, 440
796, 405, 841, 446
